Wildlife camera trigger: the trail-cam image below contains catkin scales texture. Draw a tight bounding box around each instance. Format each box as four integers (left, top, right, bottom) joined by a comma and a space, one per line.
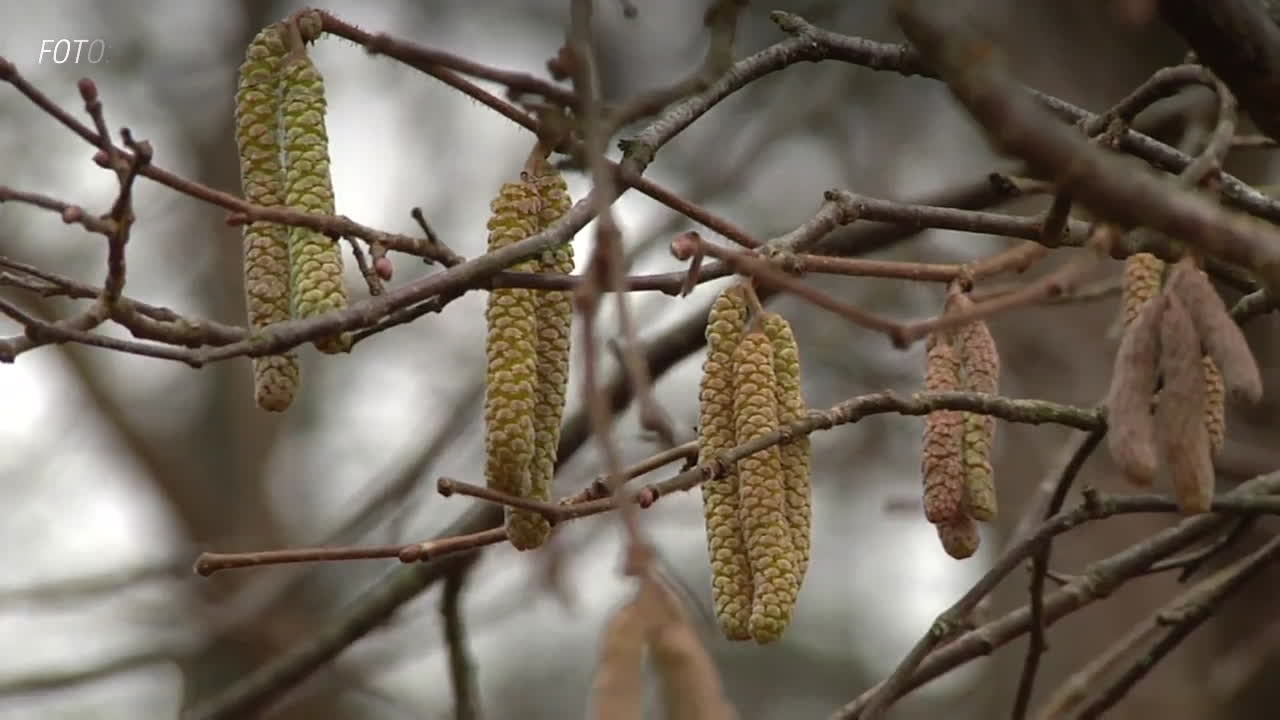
512, 168, 575, 551
733, 330, 798, 644
1203, 355, 1225, 455
699, 286, 751, 641
282, 54, 350, 354
761, 312, 812, 583
937, 514, 980, 559
951, 295, 999, 523
235, 24, 298, 411
483, 182, 542, 547
1122, 252, 1165, 328
922, 330, 965, 524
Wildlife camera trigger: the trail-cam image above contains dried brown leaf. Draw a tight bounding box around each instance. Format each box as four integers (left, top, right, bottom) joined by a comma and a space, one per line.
641, 577, 738, 720
587, 596, 648, 720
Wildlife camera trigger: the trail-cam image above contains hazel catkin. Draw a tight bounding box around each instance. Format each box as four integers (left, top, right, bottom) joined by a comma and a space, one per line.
699, 285, 752, 641
937, 513, 980, 559
281, 51, 351, 354
235, 23, 299, 411
1106, 292, 1164, 486
949, 293, 999, 523
1204, 355, 1225, 455
760, 312, 812, 582
1165, 257, 1263, 405
732, 328, 798, 645
1156, 293, 1215, 514
921, 329, 965, 524
505, 165, 575, 551
483, 181, 542, 549
1121, 252, 1165, 328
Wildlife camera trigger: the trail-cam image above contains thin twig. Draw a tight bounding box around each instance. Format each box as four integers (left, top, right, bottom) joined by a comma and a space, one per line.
441, 561, 482, 720
1010, 428, 1106, 719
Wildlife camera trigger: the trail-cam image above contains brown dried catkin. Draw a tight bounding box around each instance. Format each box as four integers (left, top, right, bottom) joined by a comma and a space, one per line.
1165, 257, 1263, 405
1156, 293, 1215, 514
1106, 292, 1164, 486
937, 513, 980, 560
921, 328, 965, 524
698, 285, 752, 641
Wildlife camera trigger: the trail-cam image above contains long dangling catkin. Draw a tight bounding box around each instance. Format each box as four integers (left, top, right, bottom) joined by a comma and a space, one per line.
1165, 257, 1263, 405
1122, 252, 1165, 328
760, 312, 811, 583
1156, 293, 1215, 514
1106, 292, 1164, 486
281, 51, 350, 354
235, 23, 298, 412
1123, 254, 1225, 456
699, 285, 752, 641
483, 182, 542, 548
733, 328, 799, 644
504, 165, 575, 551
949, 293, 999, 523
921, 329, 965, 524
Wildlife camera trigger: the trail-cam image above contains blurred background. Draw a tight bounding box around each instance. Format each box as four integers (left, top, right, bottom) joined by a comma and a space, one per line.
4, 1, 1280, 718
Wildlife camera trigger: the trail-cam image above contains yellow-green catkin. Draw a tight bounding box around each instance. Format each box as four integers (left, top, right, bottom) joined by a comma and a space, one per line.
235, 23, 298, 412
950, 294, 999, 523
281, 51, 350, 354
733, 329, 799, 645
508, 166, 575, 551
483, 182, 542, 548
1204, 355, 1225, 455
1122, 252, 1165, 328
699, 285, 752, 641
760, 312, 811, 583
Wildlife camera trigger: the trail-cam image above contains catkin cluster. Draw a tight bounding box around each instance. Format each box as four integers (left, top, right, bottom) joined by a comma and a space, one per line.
482, 162, 575, 551
920, 290, 1001, 559
1108, 254, 1263, 513
1120, 253, 1227, 454
697, 287, 811, 644
234, 16, 349, 412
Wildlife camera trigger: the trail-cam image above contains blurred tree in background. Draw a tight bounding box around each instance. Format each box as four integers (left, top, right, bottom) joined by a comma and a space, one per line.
3, 1, 1280, 719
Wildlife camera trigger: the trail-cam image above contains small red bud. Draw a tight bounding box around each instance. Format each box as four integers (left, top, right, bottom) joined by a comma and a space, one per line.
77, 77, 97, 102
373, 255, 393, 281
